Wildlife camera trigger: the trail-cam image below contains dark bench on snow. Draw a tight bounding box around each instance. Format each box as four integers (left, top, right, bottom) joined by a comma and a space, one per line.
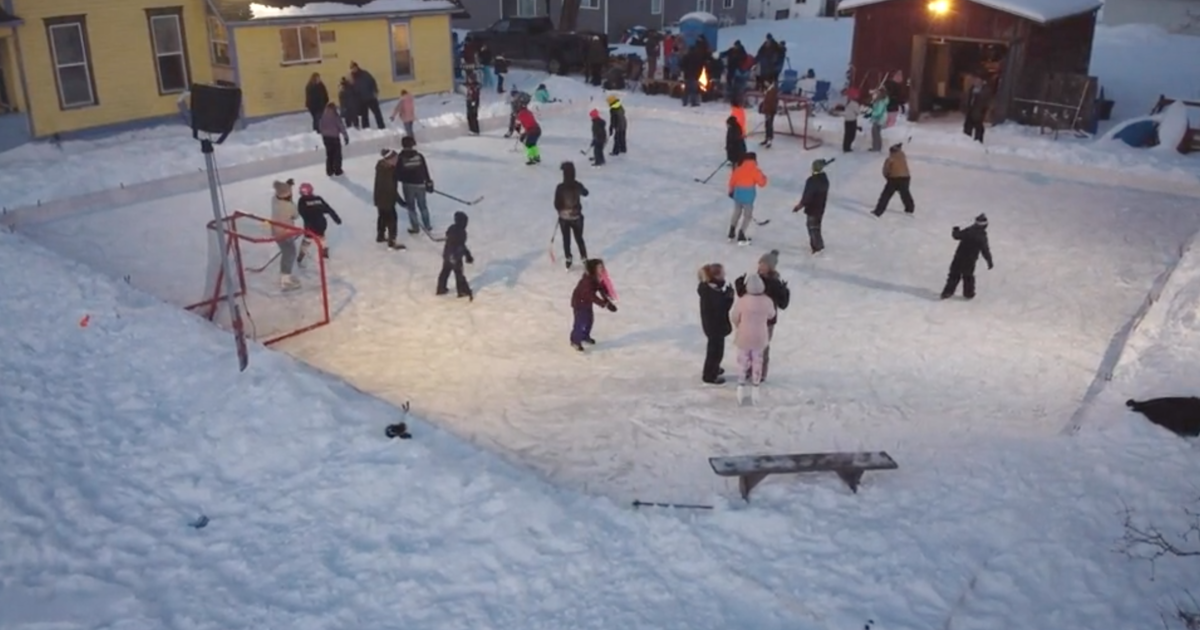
1127, 397, 1200, 437
709, 451, 898, 501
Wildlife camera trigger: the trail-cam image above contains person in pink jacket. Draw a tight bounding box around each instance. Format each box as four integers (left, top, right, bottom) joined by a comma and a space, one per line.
730, 272, 776, 404
390, 89, 416, 140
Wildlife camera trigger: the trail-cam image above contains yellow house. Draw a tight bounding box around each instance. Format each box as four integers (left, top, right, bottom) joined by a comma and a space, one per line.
206, 0, 459, 119
0, 0, 214, 143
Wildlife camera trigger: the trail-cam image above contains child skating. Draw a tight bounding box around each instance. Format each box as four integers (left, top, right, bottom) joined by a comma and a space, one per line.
515, 104, 541, 165
270, 179, 301, 290
570, 258, 617, 352
296, 182, 343, 263
727, 152, 767, 245
730, 272, 776, 405
588, 109, 606, 166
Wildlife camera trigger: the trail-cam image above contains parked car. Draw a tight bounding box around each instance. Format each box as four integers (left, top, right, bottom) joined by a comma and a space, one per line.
467, 17, 607, 75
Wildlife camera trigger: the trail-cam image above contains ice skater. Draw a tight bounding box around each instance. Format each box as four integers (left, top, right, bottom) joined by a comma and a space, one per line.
725, 115, 746, 167
270, 179, 301, 290
793, 159, 830, 254
554, 161, 589, 269
588, 109, 606, 166
373, 149, 406, 250
515, 103, 541, 165
318, 102, 349, 176
570, 258, 617, 352
395, 135, 435, 234
698, 263, 734, 385
873, 142, 914, 217
464, 73, 481, 135
436, 211, 474, 300
731, 272, 776, 405
607, 94, 628, 155
295, 182, 343, 263
941, 213, 993, 300
727, 152, 767, 245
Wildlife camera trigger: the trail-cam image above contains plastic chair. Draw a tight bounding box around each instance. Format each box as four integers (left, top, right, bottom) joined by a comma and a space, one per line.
811, 80, 831, 111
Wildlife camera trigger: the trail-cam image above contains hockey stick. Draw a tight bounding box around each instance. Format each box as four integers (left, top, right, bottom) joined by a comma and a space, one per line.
694, 160, 730, 184
248, 251, 282, 273
433, 190, 484, 206
548, 220, 559, 265
632, 500, 714, 510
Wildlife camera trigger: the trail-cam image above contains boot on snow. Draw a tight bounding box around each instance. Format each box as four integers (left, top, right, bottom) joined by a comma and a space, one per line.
388, 240, 407, 250
727, 225, 736, 242
565, 256, 573, 270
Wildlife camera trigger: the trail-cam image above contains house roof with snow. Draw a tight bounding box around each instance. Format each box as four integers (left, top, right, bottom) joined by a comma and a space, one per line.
211, 0, 464, 24
836, 0, 1102, 24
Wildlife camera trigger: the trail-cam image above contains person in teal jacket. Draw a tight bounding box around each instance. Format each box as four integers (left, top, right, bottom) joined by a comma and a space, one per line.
534, 84, 558, 104
868, 88, 889, 152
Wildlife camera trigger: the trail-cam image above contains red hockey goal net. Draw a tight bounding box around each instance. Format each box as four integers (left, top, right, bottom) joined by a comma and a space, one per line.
185, 210, 331, 345
742, 92, 824, 150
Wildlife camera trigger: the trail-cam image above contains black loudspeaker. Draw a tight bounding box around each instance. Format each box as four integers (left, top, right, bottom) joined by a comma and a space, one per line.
191, 83, 242, 144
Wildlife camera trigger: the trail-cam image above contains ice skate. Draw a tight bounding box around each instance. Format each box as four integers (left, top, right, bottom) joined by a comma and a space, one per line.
737, 384, 747, 404
280, 274, 301, 291
750, 385, 761, 406
727, 225, 736, 242
571, 342, 585, 352
565, 256, 573, 270
737, 230, 750, 246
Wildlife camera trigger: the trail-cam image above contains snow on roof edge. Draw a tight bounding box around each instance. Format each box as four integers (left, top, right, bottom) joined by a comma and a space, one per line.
835, 0, 1101, 24
678, 11, 719, 23
248, 0, 460, 21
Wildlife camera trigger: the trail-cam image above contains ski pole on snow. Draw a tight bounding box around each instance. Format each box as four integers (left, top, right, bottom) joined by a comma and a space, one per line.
694, 160, 729, 184
433, 190, 484, 206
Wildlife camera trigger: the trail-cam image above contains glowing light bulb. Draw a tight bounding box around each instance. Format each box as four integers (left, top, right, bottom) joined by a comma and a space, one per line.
928, 0, 950, 15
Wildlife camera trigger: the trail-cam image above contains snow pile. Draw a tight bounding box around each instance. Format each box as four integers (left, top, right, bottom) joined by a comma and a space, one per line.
248, 0, 459, 19
1155, 100, 1191, 153
1092, 23, 1200, 125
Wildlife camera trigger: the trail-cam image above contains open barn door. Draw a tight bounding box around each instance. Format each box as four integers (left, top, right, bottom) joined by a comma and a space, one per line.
907, 35, 927, 122
993, 37, 1024, 123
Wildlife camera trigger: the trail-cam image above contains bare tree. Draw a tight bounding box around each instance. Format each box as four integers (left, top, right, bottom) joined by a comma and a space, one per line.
1120, 499, 1200, 629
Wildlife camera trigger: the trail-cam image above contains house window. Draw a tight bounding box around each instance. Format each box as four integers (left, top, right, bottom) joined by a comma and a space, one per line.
581, 0, 600, 9
279, 25, 321, 64
517, 0, 537, 16
207, 15, 231, 66
651, 0, 662, 14
390, 21, 414, 80
696, 0, 713, 11
147, 8, 190, 94
44, 16, 97, 109
723, 0, 735, 7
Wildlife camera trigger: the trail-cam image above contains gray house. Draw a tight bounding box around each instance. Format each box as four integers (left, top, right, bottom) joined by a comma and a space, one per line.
454, 0, 748, 38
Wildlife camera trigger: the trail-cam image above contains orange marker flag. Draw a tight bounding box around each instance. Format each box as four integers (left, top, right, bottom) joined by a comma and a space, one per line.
79, 314, 90, 327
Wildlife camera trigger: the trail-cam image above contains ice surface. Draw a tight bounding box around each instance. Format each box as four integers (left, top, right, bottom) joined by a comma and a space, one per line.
836, 0, 1102, 23
248, 0, 459, 19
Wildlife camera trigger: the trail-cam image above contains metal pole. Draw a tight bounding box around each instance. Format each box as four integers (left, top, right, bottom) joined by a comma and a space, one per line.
202, 138, 250, 371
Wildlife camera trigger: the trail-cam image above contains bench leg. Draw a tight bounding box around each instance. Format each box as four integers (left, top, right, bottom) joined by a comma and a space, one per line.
836, 470, 864, 493
738, 472, 769, 501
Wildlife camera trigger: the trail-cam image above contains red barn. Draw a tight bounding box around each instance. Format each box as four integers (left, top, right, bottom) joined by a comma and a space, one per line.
838, 0, 1101, 123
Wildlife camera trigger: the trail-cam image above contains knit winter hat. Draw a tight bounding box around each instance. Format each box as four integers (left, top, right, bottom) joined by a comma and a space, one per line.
380, 148, 398, 159
975, 213, 988, 226
759, 249, 780, 272
606, 94, 618, 105
745, 272, 766, 295
812, 159, 827, 173
401, 135, 416, 149
589, 108, 600, 119
889, 142, 904, 153
272, 180, 292, 197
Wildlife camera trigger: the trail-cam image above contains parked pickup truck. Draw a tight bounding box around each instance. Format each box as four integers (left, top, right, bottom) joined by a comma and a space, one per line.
466, 17, 607, 75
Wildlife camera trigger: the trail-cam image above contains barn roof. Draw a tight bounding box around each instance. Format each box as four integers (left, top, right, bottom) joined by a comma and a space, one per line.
836, 0, 1101, 23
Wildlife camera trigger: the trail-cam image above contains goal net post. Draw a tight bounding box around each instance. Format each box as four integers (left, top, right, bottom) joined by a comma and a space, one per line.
744, 93, 824, 150
185, 210, 331, 345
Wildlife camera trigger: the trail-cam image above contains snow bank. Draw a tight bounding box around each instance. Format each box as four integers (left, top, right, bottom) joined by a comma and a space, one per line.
1155, 100, 1190, 153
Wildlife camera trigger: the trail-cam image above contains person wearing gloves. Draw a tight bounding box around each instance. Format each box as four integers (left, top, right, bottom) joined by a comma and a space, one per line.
317, 102, 349, 177
554, 161, 590, 269
698, 263, 735, 385
270, 179, 301, 290
395, 135, 435, 234
734, 250, 790, 382
436, 211, 474, 300
730, 272, 776, 404
793, 159, 831, 254
727, 151, 767, 245
841, 87, 862, 152
588, 109, 607, 166
295, 182, 343, 263
872, 142, 915, 217
373, 149, 407, 250
606, 94, 628, 156
941, 213, 994, 300
570, 258, 617, 352
725, 115, 747, 167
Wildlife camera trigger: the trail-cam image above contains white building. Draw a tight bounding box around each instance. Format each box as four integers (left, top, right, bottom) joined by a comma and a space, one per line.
1101, 0, 1200, 35
747, 0, 838, 19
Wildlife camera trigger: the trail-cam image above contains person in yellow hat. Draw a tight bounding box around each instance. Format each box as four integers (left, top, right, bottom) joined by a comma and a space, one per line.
606, 94, 628, 156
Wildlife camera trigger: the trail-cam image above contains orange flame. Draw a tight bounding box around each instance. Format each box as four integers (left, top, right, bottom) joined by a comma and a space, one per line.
698, 67, 709, 92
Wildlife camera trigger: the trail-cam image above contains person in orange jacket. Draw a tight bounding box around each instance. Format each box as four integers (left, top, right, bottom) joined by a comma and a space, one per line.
727, 152, 768, 245
731, 101, 748, 138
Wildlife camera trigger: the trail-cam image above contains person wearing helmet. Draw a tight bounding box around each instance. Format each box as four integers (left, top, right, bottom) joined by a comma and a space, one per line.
588, 109, 606, 166
504, 88, 531, 138
793, 159, 830, 255
295, 182, 343, 263
606, 94, 627, 156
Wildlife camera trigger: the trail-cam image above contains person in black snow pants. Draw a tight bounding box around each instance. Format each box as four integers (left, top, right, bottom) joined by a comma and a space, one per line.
941, 213, 993, 300
373, 149, 406, 250
734, 250, 790, 382
465, 74, 481, 135
726, 115, 746, 168
698, 262, 734, 385
873, 142, 915, 217
350, 61, 385, 129
338, 77, 359, 130
395, 135, 435, 234
588, 109, 607, 166
494, 55, 509, 93
793, 159, 830, 255
437, 211, 474, 300
554, 161, 589, 269
607, 94, 628, 155
295, 181, 342, 262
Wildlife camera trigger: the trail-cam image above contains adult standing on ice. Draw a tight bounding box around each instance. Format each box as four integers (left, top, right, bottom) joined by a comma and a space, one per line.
757, 82, 779, 149
350, 61, 385, 130
570, 259, 617, 352
554, 161, 590, 269
436, 211, 474, 300
305, 73, 329, 133
373, 149, 406, 250
270, 180, 301, 291
872, 142, 915, 217
318, 102, 349, 177
731, 272, 776, 405
727, 152, 767, 245
734, 251, 790, 382
793, 159, 830, 255
395, 135, 436, 234
963, 75, 992, 143
390, 89, 416, 139
698, 263, 734, 385
941, 214, 993, 300
840, 88, 862, 152
464, 74, 481, 135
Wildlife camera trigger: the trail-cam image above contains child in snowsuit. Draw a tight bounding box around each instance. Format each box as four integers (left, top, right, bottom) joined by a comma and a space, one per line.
731, 272, 776, 404
554, 161, 590, 269
727, 152, 767, 244
270, 179, 301, 290
570, 258, 617, 352
436, 211, 474, 300
868, 89, 889, 152
516, 105, 541, 165
296, 182, 343, 263
589, 109, 607, 166
793, 159, 830, 254
725, 115, 746, 167
607, 95, 628, 155
873, 142, 914, 216
698, 263, 735, 385
734, 250, 790, 381
941, 213, 993, 300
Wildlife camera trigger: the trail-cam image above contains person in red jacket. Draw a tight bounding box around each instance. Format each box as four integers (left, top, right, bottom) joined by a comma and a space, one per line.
515, 105, 541, 165
570, 258, 617, 351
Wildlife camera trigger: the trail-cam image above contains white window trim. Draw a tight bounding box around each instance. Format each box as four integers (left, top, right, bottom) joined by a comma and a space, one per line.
516, 0, 538, 17
48, 22, 96, 108
390, 21, 415, 80
696, 0, 713, 11
149, 14, 189, 94
580, 0, 601, 9
651, 0, 662, 14
723, 0, 735, 8
208, 16, 231, 66
280, 25, 322, 65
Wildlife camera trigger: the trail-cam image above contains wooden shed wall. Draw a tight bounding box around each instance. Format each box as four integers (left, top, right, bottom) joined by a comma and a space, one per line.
1023, 12, 1096, 78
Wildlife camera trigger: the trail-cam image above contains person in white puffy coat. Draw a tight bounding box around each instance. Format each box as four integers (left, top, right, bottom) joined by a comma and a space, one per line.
271, 179, 301, 290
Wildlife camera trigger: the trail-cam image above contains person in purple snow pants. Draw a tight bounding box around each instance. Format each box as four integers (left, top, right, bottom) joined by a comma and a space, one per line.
570, 258, 617, 352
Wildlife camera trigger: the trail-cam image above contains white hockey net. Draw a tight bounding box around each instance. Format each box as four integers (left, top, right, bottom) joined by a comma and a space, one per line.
185, 211, 331, 345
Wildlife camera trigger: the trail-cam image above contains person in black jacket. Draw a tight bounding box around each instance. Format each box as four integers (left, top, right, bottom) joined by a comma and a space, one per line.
296, 182, 342, 262
394, 135, 434, 234
554, 161, 589, 269
305, 73, 329, 133
734, 250, 790, 381
606, 95, 628, 155
941, 213, 993, 300
372, 150, 406, 250
681, 46, 706, 107
437, 211, 473, 300
698, 263, 735, 385
793, 159, 831, 254
726, 115, 746, 167
465, 74, 481, 135
494, 55, 509, 93
338, 77, 359, 130
588, 109, 607, 166
350, 61, 384, 129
